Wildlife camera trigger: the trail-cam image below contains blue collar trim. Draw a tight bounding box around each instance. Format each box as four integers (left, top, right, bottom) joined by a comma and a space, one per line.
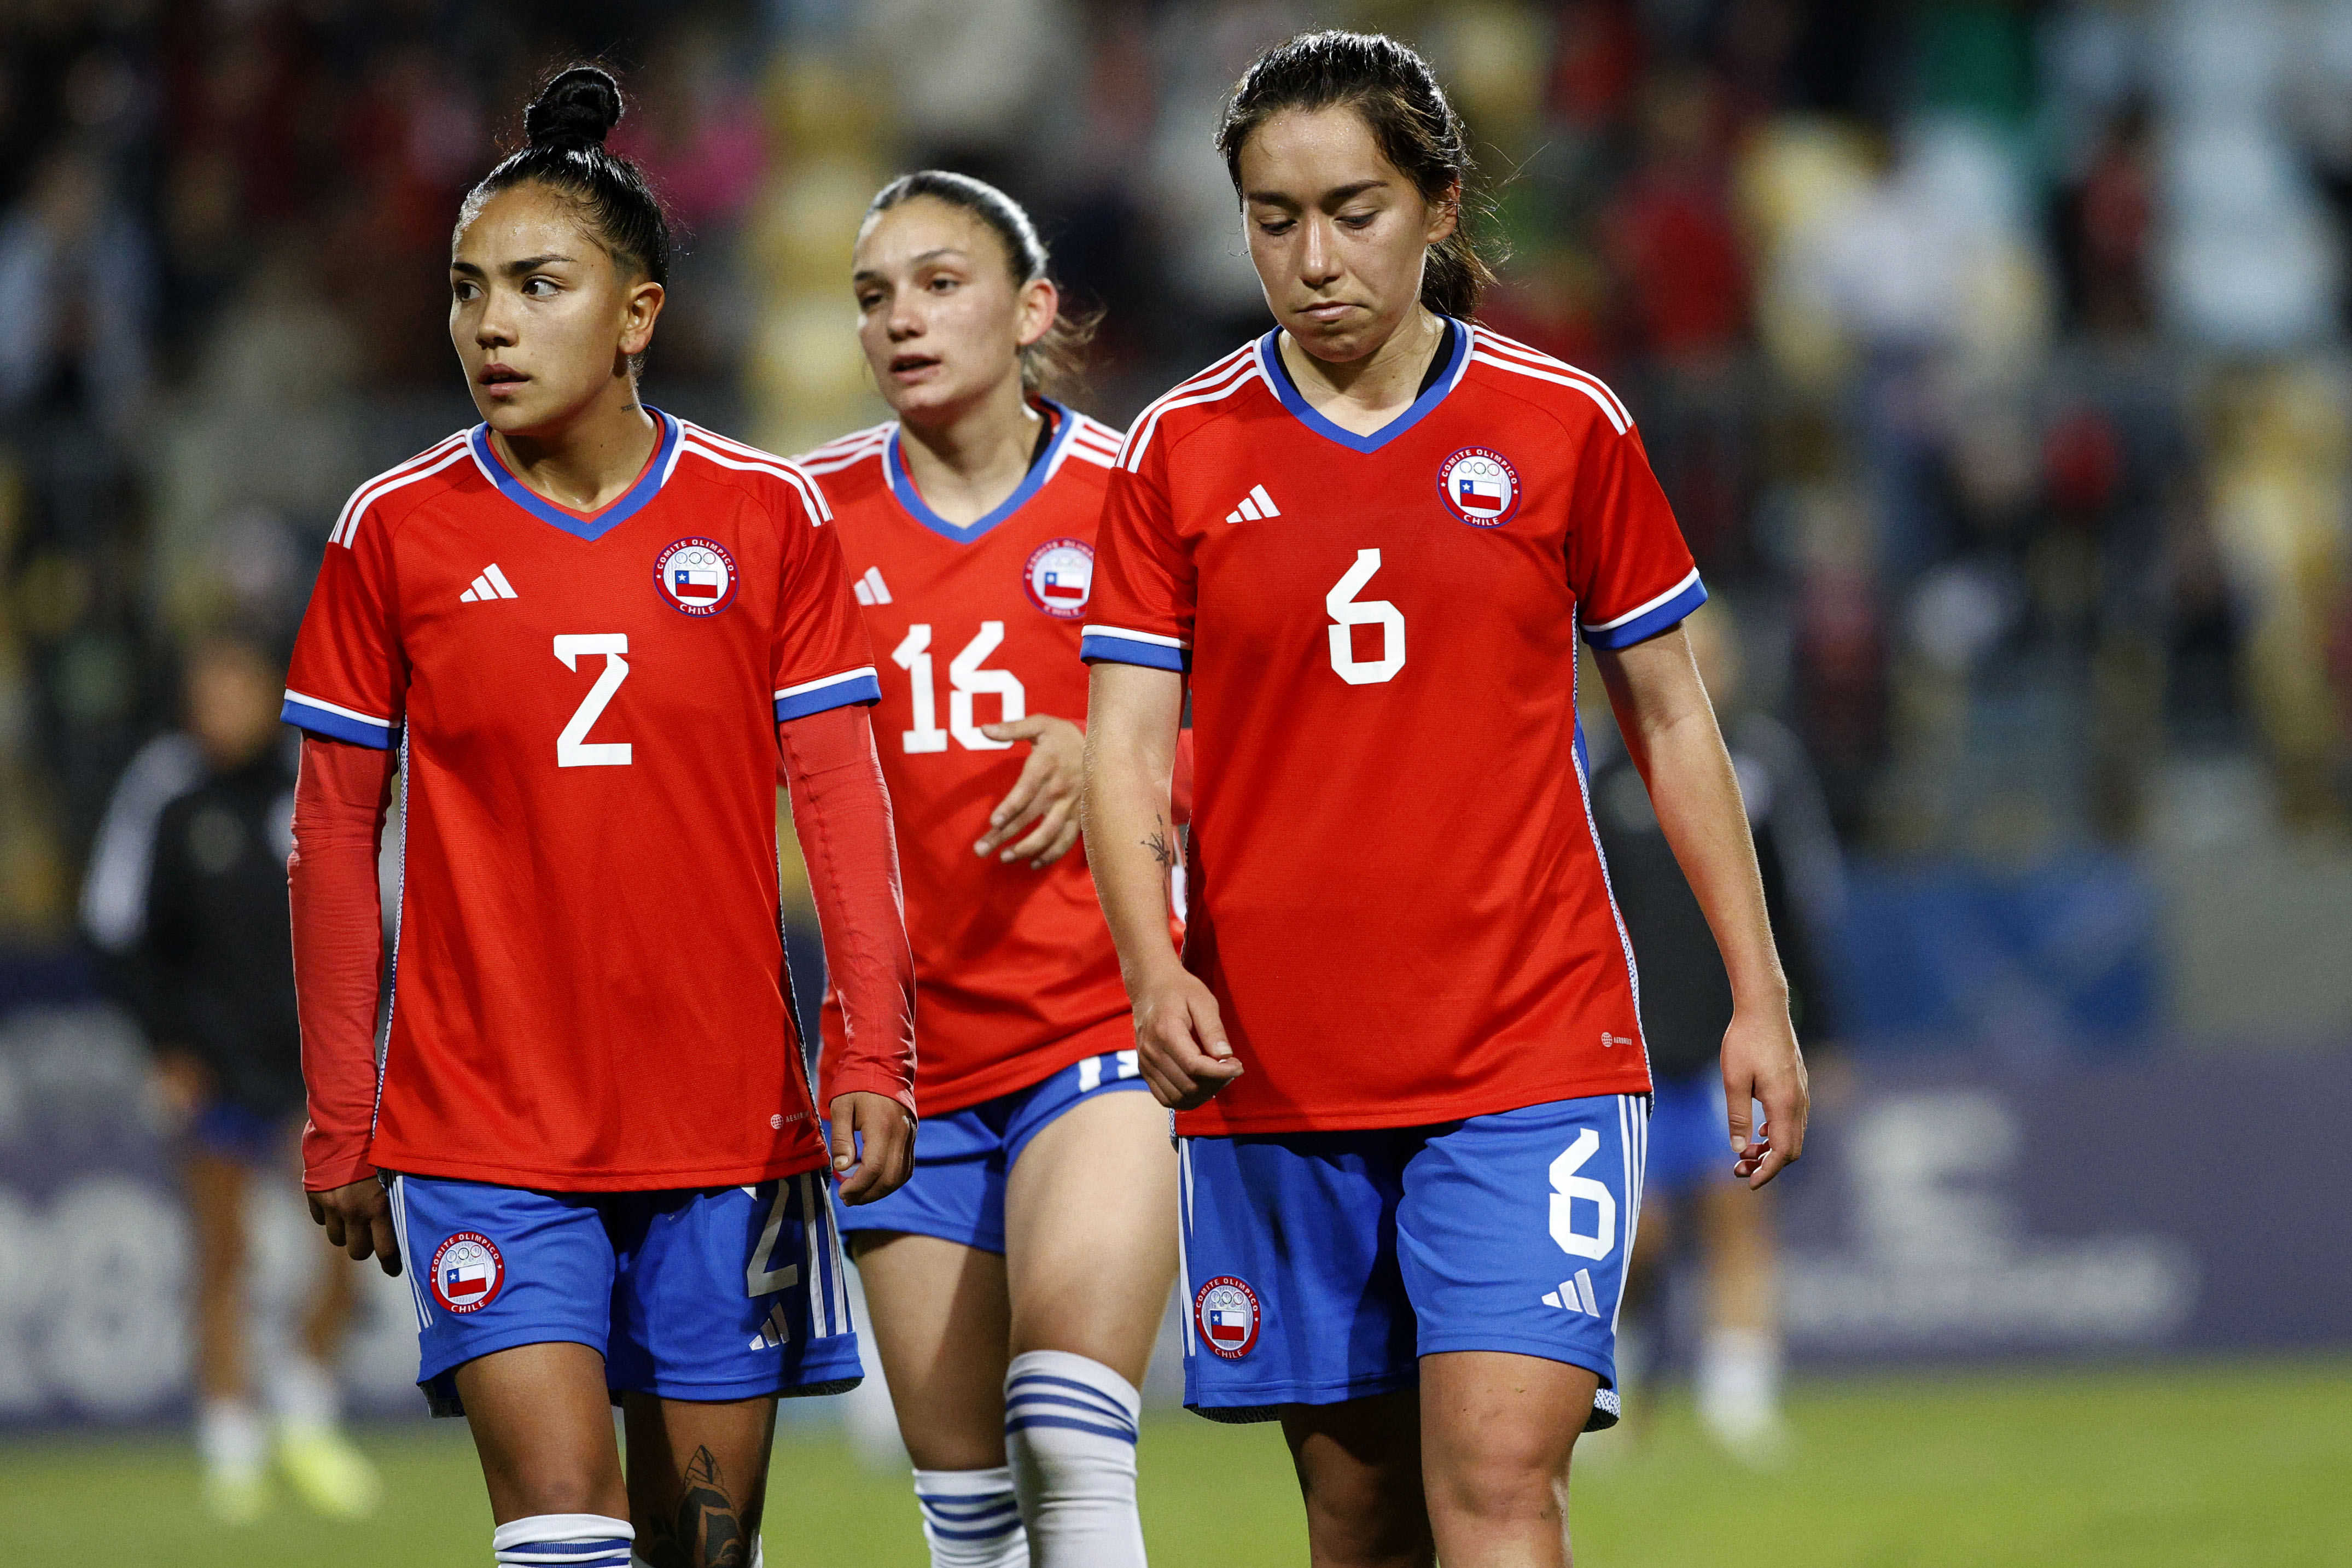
469, 409, 679, 542
1259, 319, 1469, 453
886, 399, 1073, 544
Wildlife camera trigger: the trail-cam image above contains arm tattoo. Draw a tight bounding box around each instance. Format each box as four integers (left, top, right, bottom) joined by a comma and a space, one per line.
640, 1445, 749, 1568
1142, 813, 1172, 871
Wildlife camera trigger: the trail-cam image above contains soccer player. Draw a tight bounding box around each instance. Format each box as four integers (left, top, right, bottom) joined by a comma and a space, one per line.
1080, 32, 1809, 1567
799, 171, 1177, 1568
1590, 608, 1844, 1464
83, 631, 379, 1523
286, 68, 915, 1568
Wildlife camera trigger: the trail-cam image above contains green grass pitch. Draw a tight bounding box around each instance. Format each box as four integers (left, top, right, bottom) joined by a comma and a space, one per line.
3, 1357, 2343, 1565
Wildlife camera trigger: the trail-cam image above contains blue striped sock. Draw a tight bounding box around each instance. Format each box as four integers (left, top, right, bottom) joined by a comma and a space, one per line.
491, 1513, 634, 1568
913, 1466, 1028, 1567
1004, 1350, 1145, 1567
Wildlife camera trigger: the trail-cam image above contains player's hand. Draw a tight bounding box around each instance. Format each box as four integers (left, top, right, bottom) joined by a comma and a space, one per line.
1131, 965, 1242, 1110
975, 714, 1085, 868
830, 1091, 915, 1204
1721, 1004, 1808, 1190
307, 1177, 403, 1276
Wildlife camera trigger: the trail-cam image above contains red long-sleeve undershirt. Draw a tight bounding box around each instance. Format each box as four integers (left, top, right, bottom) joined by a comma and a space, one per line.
777, 704, 918, 1117
1172, 726, 1194, 827
288, 705, 915, 1192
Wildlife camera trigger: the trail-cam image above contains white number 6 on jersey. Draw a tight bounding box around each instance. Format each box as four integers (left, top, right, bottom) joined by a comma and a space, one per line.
553, 634, 632, 768
1548, 1128, 1617, 1261
1326, 549, 1405, 685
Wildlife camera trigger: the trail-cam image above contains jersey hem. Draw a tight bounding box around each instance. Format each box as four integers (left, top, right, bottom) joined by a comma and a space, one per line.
913, 1011, 1134, 1118
374, 1146, 834, 1192
775, 667, 883, 721
1170, 1074, 1655, 1138
1581, 573, 1708, 650
281, 695, 396, 748
1079, 633, 1189, 672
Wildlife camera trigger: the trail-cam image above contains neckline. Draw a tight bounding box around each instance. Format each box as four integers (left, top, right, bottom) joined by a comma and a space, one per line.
886, 398, 1074, 544
468, 409, 680, 543
1259, 316, 1471, 454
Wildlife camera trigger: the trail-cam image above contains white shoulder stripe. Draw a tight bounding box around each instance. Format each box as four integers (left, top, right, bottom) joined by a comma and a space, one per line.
1112, 344, 1259, 466
332, 435, 473, 547
1120, 353, 1265, 471
1471, 330, 1632, 427
798, 421, 894, 456
799, 447, 886, 478
799, 431, 891, 465
1468, 352, 1628, 434
679, 421, 800, 467
1063, 443, 1117, 469
679, 439, 833, 524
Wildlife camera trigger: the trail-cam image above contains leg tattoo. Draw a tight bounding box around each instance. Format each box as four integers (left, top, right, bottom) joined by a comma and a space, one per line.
641, 1446, 748, 1568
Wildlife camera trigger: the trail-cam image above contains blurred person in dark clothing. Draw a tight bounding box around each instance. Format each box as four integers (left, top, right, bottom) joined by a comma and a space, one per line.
81, 631, 379, 1524
1587, 607, 1842, 1464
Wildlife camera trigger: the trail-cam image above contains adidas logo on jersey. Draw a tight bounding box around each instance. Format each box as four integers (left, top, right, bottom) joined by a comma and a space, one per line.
1224, 484, 1281, 524
458, 564, 518, 603
1541, 1269, 1604, 1316
851, 566, 892, 606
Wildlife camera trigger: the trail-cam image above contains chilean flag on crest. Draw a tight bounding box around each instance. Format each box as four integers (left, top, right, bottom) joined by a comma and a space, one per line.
673, 567, 723, 601
1457, 474, 1509, 514
444, 1260, 494, 1300
1041, 570, 1085, 603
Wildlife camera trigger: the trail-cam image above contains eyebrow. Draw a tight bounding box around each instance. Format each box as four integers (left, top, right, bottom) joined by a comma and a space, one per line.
851, 247, 972, 285
449, 253, 577, 277
1244, 178, 1390, 209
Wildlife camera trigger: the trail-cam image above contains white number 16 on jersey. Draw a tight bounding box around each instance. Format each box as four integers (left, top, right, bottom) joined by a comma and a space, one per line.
1327, 549, 1405, 685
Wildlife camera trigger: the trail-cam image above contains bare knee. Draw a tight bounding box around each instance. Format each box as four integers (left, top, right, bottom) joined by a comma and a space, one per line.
1285, 1396, 1435, 1568
1425, 1443, 1570, 1532
486, 1459, 618, 1522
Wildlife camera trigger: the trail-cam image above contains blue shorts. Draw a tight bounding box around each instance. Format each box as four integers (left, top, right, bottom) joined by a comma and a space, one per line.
1178, 1094, 1647, 1431
1646, 1068, 1740, 1192
388, 1170, 860, 1417
836, 1049, 1156, 1255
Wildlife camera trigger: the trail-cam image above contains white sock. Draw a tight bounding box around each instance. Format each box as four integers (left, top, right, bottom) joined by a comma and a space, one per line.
1697, 1326, 1783, 1439
197, 1397, 266, 1479
266, 1355, 341, 1436
913, 1466, 1029, 1567
493, 1513, 633, 1567
1003, 1350, 1145, 1567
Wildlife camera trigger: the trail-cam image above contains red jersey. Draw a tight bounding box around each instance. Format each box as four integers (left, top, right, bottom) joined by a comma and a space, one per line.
282, 411, 887, 1190
1084, 324, 1706, 1136
800, 402, 1134, 1114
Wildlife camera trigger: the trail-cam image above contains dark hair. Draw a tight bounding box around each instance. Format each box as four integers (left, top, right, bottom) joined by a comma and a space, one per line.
460, 66, 673, 372
864, 170, 1098, 397
1215, 31, 1500, 320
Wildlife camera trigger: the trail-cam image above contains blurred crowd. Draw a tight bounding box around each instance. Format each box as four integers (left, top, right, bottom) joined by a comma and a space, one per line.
3, 0, 2351, 951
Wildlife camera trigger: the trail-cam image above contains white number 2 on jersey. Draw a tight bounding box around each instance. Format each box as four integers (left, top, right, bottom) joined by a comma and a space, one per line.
553, 634, 632, 768
890, 622, 1026, 755
1326, 549, 1406, 685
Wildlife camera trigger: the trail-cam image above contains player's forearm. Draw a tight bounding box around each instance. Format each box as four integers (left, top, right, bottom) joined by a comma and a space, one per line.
1596, 631, 1788, 1011
778, 707, 917, 1114
1081, 663, 1187, 987
289, 736, 395, 1191
1635, 710, 1789, 1009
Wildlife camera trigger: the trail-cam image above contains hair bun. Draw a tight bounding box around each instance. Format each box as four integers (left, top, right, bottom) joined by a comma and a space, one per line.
525, 66, 623, 153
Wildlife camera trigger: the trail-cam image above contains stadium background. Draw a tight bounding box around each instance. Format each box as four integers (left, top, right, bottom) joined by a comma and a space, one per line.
0, 0, 2344, 1562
